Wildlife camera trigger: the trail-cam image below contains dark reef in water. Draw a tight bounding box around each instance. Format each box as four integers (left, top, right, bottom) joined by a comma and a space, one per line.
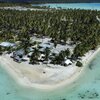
78, 90, 99, 99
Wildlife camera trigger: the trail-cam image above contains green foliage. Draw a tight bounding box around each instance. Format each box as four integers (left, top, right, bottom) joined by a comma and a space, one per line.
65, 49, 70, 58
44, 47, 50, 61
0, 2, 31, 7
0, 46, 3, 55
51, 49, 70, 64
76, 61, 83, 67
30, 48, 40, 64
0, 9, 100, 58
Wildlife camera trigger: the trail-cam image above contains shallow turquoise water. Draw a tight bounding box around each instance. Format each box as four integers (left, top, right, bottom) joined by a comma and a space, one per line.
0, 52, 100, 100
32, 3, 100, 10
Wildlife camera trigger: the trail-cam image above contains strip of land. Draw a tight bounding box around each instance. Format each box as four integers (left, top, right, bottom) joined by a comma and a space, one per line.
0, 6, 48, 11
0, 47, 100, 90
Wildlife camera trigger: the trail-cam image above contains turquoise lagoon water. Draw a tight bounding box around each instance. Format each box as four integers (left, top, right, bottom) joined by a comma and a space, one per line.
0, 52, 100, 100
32, 3, 100, 10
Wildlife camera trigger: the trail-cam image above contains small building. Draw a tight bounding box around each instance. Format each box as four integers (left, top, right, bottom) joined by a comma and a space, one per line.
28, 47, 34, 52
13, 56, 21, 63
64, 59, 72, 66
27, 52, 33, 58
12, 49, 25, 63
39, 43, 53, 49
39, 48, 45, 53
22, 56, 29, 62
38, 54, 45, 61
13, 49, 25, 57
0, 42, 15, 47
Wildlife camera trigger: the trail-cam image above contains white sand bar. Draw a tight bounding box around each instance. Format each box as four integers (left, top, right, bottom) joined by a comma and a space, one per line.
0, 47, 100, 90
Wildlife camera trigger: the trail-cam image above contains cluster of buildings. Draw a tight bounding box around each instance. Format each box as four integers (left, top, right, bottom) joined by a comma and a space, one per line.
0, 39, 73, 66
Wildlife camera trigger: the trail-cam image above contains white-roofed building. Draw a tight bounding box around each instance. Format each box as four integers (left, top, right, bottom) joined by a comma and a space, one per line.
0, 42, 15, 47
39, 43, 53, 49
64, 59, 72, 65
38, 54, 45, 61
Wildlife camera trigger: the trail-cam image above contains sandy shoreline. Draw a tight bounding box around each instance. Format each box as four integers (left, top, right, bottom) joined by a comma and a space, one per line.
0, 47, 100, 90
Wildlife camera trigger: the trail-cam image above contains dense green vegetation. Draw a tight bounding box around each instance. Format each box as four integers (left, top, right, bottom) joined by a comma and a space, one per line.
51, 49, 70, 64
0, 2, 50, 9
0, 2, 31, 7
0, 2, 49, 9
0, 8, 100, 63
76, 61, 83, 67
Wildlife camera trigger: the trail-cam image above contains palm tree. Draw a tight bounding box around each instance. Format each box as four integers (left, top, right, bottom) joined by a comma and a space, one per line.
44, 47, 51, 61
30, 48, 40, 64
65, 48, 70, 58
0, 46, 3, 55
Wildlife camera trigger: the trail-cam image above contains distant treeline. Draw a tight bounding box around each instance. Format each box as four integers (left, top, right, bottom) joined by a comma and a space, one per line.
0, 2, 32, 7
0, 2, 50, 9
0, 0, 100, 3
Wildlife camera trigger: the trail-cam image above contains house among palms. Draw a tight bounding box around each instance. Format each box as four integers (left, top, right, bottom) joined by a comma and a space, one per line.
38, 54, 45, 61
64, 59, 72, 66
0, 42, 15, 47
39, 43, 53, 49
11, 49, 25, 63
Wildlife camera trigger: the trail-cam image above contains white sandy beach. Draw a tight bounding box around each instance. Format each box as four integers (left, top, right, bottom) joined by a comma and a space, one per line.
0, 6, 48, 11
0, 47, 100, 90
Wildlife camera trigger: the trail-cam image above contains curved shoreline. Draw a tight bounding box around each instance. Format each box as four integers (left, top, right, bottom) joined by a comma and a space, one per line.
0, 47, 100, 90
